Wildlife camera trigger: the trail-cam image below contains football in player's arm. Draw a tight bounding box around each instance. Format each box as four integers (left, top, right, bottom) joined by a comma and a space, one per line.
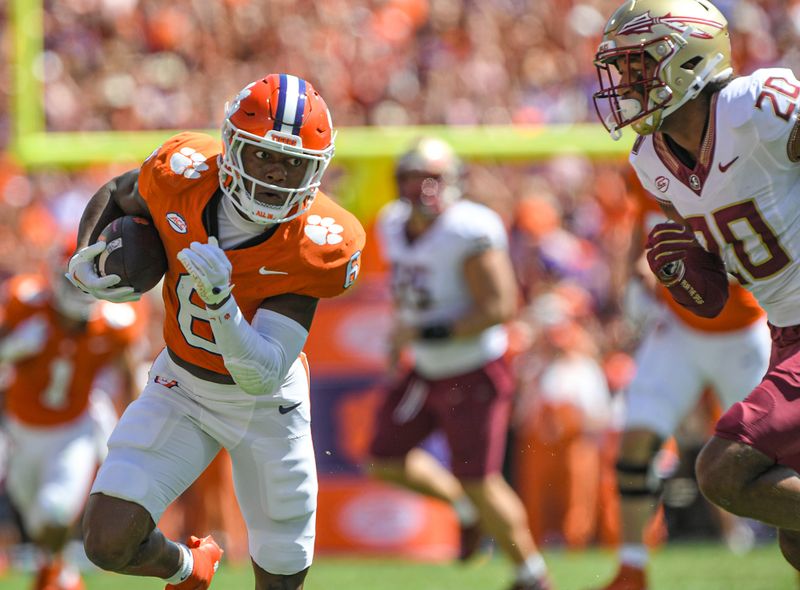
592, 0, 800, 587
65, 73, 365, 590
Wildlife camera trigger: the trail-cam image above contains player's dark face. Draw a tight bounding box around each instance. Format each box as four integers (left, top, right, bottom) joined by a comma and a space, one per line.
240, 144, 310, 206
615, 53, 657, 101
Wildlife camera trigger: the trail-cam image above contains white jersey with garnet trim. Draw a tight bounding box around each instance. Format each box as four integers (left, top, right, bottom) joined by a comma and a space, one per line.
630, 68, 800, 327
376, 198, 508, 379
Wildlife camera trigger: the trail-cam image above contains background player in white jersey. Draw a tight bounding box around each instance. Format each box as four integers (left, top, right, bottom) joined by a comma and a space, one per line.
591, 175, 770, 590
593, 0, 800, 578
65, 73, 365, 590
367, 138, 552, 590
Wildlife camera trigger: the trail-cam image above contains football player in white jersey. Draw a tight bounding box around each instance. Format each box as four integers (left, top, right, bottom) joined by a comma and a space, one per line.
367, 138, 552, 590
593, 0, 800, 584
591, 173, 771, 590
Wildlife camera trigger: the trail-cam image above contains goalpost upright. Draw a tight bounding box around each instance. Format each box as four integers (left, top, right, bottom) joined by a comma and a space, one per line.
8, 0, 632, 222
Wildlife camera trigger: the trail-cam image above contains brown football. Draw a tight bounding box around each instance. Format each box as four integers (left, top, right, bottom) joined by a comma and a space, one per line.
95, 216, 167, 294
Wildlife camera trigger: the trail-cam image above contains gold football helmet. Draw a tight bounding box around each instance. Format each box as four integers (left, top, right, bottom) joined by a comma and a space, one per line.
593, 0, 732, 138
395, 137, 463, 216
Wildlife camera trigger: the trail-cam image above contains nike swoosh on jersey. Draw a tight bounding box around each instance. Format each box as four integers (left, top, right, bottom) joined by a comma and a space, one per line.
278, 401, 302, 414
718, 156, 739, 172
259, 267, 288, 275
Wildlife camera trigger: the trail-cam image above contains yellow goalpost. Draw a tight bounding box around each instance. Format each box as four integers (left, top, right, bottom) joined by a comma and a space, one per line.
8, 0, 632, 221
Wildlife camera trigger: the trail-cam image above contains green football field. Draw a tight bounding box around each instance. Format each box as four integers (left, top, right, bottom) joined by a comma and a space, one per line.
1, 543, 796, 590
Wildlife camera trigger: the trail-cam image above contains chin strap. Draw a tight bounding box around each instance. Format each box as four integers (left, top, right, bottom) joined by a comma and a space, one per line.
607, 98, 644, 141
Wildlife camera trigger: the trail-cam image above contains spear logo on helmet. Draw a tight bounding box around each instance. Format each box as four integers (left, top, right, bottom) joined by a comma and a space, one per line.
617, 11, 724, 38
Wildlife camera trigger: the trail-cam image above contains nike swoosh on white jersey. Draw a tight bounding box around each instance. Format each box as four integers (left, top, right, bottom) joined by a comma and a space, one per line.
259, 267, 288, 275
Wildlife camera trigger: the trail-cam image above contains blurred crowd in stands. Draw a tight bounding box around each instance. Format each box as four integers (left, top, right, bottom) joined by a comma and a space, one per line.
0, 0, 796, 553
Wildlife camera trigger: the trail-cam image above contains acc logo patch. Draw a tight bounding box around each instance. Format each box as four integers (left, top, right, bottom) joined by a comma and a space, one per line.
170, 147, 209, 179
655, 176, 670, 192
166, 212, 188, 234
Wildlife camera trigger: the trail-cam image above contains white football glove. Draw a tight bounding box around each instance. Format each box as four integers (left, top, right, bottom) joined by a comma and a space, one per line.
177, 237, 234, 306
66, 242, 140, 303
0, 316, 49, 363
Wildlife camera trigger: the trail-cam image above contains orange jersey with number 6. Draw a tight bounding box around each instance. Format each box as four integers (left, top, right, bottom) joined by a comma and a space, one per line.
2, 275, 141, 426
138, 132, 366, 376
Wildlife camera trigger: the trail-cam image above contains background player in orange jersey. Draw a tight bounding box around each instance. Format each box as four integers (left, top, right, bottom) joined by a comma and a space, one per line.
591, 176, 770, 590
66, 73, 365, 590
0, 245, 143, 590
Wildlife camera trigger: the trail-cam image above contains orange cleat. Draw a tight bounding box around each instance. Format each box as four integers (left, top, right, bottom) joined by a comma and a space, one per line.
165, 535, 223, 590
592, 565, 647, 590
33, 559, 85, 590
33, 560, 60, 590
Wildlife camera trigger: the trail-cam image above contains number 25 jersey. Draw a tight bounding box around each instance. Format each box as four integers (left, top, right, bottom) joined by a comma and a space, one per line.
376, 198, 508, 378
631, 68, 800, 327
138, 132, 366, 377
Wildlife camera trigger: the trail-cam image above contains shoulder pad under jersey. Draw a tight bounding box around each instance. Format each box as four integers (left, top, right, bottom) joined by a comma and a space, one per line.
295, 193, 367, 298
138, 132, 222, 205
719, 69, 800, 142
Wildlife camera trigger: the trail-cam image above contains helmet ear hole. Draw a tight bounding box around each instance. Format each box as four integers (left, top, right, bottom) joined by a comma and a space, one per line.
681, 56, 703, 70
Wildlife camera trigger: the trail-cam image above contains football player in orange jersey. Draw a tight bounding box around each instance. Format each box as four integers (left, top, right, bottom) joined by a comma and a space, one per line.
0, 245, 142, 590
66, 73, 365, 590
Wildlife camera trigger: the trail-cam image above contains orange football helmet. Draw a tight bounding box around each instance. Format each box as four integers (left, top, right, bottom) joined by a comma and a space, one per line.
219, 73, 335, 224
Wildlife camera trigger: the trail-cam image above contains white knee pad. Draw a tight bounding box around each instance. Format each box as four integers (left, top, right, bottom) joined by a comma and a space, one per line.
235, 430, 318, 574
91, 390, 221, 522
250, 513, 316, 575
253, 434, 318, 522
91, 455, 169, 522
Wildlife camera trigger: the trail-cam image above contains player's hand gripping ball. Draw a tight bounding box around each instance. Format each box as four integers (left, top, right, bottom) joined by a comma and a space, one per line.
95, 216, 168, 294
645, 222, 695, 286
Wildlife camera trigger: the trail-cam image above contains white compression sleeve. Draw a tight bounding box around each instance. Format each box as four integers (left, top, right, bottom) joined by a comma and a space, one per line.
205, 296, 309, 395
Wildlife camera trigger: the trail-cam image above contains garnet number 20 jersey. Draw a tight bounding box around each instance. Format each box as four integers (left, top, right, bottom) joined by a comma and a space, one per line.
631, 68, 800, 328
138, 132, 366, 377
